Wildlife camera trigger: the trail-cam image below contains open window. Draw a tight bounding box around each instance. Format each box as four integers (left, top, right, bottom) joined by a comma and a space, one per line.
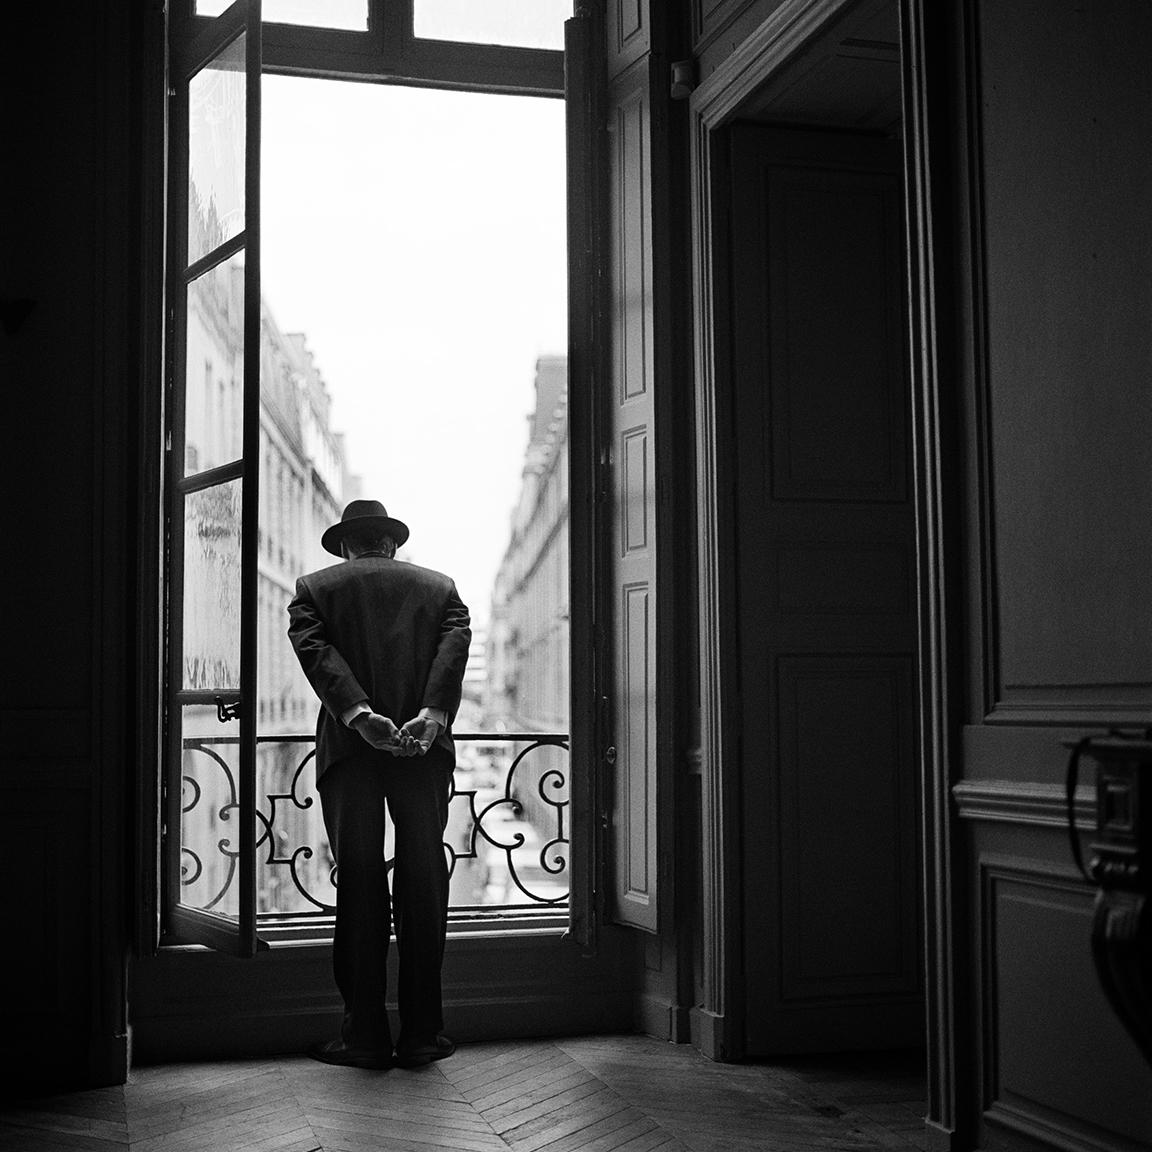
164, 0, 264, 957
158, 0, 597, 955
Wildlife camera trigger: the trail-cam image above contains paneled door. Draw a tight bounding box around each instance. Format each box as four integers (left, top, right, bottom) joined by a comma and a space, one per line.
730, 126, 922, 1053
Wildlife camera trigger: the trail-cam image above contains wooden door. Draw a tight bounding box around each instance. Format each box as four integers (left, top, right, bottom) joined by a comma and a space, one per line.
730, 125, 922, 1053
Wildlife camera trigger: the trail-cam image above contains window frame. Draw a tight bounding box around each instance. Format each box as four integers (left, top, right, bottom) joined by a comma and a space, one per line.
170, 0, 564, 95
152, 0, 599, 955
164, 0, 265, 957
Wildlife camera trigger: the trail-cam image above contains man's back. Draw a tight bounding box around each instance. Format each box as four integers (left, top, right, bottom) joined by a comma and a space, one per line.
288, 556, 471, 776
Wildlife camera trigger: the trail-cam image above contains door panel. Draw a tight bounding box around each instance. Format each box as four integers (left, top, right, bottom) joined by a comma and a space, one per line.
607, 67, 658, 932
731, 125, 922, 1053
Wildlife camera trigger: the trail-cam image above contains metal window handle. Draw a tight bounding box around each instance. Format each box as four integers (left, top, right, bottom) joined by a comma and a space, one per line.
605, 745, 617, 765
214, 696, 242, 723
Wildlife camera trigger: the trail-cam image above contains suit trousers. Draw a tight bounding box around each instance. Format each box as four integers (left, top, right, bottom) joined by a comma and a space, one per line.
318, 749, 452, 1052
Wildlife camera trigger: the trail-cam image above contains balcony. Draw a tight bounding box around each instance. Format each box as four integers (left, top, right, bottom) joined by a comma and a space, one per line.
176, 730, 570, 942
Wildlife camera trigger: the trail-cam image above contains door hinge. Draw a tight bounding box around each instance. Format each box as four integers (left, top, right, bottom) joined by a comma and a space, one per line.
670, 60, 696, 100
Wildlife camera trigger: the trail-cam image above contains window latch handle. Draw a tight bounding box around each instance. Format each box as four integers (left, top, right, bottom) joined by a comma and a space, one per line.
214, 696, 242, 724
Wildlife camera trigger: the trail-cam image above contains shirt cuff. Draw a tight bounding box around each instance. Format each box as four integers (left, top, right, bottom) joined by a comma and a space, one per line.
419, 706, 447, 727
341, 701, 371, 727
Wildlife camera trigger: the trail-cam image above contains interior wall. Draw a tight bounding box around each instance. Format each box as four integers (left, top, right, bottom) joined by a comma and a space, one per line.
925, 0, 1152, 1148
0, 0, 146, 1089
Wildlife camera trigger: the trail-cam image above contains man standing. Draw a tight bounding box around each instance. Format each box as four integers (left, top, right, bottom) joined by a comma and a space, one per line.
288, 499, 471, 1070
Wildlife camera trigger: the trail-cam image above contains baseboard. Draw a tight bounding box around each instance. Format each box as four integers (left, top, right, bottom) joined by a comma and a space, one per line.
670, 1001, 692, 1043
0, 1028, 129, 1094
689, 1005, 735, 1061
924, 1118, 960, 1151
634, 994, 693, 1043
88, 1030, 130, 1087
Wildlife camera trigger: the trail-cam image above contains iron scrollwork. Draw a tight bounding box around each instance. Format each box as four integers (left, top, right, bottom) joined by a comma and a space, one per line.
178, 731, 570, 918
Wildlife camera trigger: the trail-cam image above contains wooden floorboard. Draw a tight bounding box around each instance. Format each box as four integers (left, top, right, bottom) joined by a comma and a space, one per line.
1, 1035, 926, 1151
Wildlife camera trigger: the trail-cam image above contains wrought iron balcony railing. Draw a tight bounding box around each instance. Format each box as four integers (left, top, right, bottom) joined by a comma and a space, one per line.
177, 731, 570, 926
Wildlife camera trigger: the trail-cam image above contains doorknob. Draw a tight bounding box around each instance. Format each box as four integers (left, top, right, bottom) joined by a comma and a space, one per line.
605, 746, 617, 765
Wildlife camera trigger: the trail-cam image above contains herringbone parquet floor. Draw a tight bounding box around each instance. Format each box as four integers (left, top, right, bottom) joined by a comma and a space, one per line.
0, 1036, 927, 1152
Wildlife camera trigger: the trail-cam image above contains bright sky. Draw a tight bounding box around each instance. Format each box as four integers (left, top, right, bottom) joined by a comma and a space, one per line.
260, 76, 568, 629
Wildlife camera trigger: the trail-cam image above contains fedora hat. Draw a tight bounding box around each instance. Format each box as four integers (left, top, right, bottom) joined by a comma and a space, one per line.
321, 499, 410, 557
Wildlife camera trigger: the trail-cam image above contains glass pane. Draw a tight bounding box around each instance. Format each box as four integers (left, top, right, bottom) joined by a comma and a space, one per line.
178, 705, 242, 918
184, 250, 245, 477
197, 0, 367, 28
183, 479, 243, 690
414, 0, 570, 50
187, 33, 246, 265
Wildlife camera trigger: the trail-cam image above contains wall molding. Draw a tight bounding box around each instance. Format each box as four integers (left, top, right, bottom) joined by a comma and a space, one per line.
954, 780, 1093, 829
986, 1088, 1149, 1152
900, 0, 972, 1142
689, 100, 741, 1059
986, 699, 1152, 728
691, 0, 858, 127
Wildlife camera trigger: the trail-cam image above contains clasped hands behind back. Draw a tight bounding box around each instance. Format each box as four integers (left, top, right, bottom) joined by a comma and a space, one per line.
350, 712, 441, 756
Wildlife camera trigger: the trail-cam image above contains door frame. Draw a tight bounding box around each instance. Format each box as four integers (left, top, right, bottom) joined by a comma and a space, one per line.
686, 1, 963, 1140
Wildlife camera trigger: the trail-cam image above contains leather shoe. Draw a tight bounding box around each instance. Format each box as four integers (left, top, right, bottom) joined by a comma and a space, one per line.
394, 1034, 456, 1068
308, 1038, 393, 1070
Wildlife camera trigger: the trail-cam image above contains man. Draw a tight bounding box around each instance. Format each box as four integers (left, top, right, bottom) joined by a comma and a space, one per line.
287, 498, 471, 1070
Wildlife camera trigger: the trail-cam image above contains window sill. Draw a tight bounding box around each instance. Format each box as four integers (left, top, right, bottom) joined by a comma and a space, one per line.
161, 905, 570, 950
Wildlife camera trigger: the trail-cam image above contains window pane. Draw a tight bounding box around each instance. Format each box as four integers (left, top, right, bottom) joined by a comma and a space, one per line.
187, 33, 246, 265
183, 479, 243, 690
178, 706, 241, 918
414, 0, 570, 50
184, 250, 245, 477
196, 0, 368, 28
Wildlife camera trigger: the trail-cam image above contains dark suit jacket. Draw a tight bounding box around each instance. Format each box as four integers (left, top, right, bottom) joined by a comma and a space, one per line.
286, 556, 471, 780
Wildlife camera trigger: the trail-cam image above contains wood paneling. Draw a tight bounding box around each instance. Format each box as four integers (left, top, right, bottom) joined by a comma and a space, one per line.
764, 175, 906, 504
980, 859, 1152, 1149
776, 544, 910, 615
622, 428, 650, 552
608, 67, 659, 933
777, 656, 918, 1001
912, 2, 1152, 1146
617, 582, 655, 915
1, 0, 136, 1091
975, 0, 1152, 718
606, 0, 650, 76
0, 791, 95, 1086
